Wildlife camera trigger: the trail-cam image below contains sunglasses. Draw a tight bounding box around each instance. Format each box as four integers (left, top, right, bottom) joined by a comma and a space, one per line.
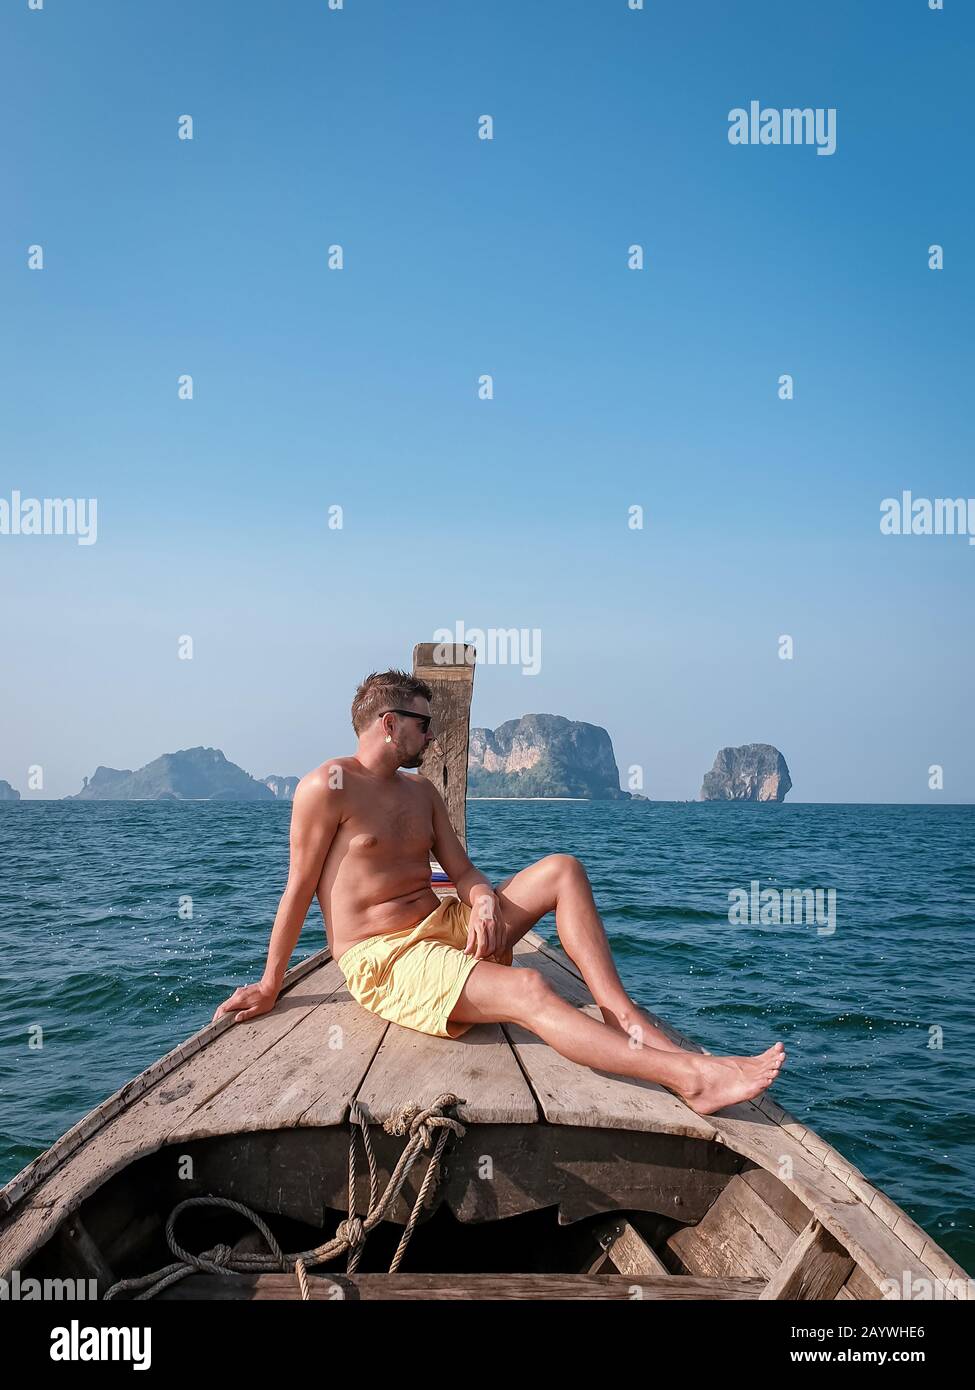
384, 708, 434, 735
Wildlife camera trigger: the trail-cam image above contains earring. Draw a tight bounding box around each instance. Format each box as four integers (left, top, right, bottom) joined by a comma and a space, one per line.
385, 734, 392, 743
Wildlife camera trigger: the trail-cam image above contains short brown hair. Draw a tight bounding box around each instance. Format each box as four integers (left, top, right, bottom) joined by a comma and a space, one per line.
351, 669, 433, 736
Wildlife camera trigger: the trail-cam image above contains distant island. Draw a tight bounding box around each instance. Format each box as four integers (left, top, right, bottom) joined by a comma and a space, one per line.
468, 714, 630, 800
700, 744, 792, 802
68, 748, 292, 802
0, 779, 21, 802
264, 775, 300, 800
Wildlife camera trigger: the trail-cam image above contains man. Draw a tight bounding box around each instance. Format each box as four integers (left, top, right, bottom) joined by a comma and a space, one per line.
214, 669, 785, 1116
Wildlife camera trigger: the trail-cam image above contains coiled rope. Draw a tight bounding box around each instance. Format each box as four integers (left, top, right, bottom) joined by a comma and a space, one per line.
103, 1092, 466, 1301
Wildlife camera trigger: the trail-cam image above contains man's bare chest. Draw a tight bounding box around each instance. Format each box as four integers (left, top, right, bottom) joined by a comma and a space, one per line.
342, 787, 433, 857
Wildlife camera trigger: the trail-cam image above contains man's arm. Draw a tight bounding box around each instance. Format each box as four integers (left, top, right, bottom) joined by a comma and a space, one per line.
429, 783, 505, 961
261, 768, 343, 991
429, 784, 493, 908
212, 767, 343, 1022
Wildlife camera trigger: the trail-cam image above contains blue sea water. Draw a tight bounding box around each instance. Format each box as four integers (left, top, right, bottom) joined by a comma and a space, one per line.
0, 799, 972, 1270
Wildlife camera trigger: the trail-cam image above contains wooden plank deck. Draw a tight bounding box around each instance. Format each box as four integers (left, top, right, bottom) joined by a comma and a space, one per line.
352, 1015, 538, 1125
157, 1272, 768, 1300
182, 986, 386, 1135
503, 943, 717, 1140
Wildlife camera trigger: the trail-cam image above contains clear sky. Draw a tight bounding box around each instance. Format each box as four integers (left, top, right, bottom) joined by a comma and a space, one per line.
1, 0, 972, 803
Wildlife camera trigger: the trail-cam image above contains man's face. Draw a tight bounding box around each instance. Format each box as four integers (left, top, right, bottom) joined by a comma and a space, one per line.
391, 697, 436, 769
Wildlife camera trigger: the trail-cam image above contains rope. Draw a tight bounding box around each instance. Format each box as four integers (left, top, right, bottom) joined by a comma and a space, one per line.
103, 1092, 466, 1301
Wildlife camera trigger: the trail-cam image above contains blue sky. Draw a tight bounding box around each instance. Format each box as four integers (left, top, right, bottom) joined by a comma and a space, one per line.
1, 0, 972, 802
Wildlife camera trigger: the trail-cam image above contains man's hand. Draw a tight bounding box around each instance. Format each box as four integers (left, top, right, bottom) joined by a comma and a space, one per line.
463, 889, 506, 962
212, 981, 279, 1025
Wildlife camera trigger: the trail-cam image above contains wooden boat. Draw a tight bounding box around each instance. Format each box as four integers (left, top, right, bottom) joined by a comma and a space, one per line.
1, 644, 969, 1302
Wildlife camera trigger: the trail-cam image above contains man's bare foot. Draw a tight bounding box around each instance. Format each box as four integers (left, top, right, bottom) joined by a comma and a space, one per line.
599, 1000, 685, 1053
677, 1042, 786, 1116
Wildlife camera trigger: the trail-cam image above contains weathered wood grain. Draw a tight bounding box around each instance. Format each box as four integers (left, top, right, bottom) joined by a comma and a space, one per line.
502, 948, 717, 1139
413, 641, 475, 847
668, 1173, 796, 1280
352, 1012, 538, 1125
591, 1217, 671, 1276
155, 1271, 767, 1300
760, 1219, 855, 1300
182, 996, 388, 1135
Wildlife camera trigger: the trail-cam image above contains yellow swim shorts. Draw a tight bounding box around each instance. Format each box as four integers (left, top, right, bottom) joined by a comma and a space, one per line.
336, 895, 514, 1039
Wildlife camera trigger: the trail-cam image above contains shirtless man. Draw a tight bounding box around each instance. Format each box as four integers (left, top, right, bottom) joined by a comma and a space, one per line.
213, 669, 785, 1116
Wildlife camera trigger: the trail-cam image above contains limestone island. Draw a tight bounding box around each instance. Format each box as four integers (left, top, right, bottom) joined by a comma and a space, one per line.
69, 747, 282, 801
468, 714, 630, 800
700, 744, 792, 802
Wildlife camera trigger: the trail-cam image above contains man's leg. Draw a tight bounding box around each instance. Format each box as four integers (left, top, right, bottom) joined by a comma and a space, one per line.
446, 959, 784, 1117
492, 854, 686, 1053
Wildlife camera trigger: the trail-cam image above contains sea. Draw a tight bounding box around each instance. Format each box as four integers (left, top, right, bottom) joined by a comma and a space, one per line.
1, 799, 972, 1270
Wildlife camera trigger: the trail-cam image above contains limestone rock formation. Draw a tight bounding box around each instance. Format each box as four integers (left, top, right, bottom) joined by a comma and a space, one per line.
700, 744, 792, 802
69, 748, 275, 801
468, 714, 629, 799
